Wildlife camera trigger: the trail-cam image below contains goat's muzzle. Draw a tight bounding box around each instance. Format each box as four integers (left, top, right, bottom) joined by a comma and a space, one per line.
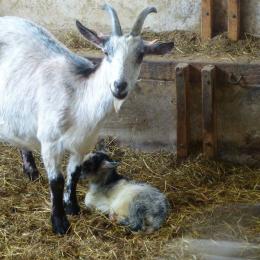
111, 81, 128, 100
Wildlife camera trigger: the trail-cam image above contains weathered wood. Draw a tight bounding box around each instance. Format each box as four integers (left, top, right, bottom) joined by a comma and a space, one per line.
140, 60, 260, 87
228, 0, 240, 41
202, 65, 217, 158
176, 63, 190, 160
201, 0, 213, 41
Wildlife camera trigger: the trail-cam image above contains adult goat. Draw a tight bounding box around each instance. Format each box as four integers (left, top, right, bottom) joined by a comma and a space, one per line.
0, 4, 174, 234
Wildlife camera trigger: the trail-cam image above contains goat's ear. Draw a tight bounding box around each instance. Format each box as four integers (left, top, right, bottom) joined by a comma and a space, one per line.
81, 160, 93, 172
102, 160, 119, 169
76, 20, 107, 49
144, 41, 174, 55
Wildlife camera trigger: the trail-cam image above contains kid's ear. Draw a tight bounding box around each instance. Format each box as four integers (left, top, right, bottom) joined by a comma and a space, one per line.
81, 160, 93, 173
76, 20, 108, 49
102, 160, 119, 169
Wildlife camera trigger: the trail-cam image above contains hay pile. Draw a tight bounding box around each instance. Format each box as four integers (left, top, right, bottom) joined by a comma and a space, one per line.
142, 31, 260, 58
0, 142, 260, 259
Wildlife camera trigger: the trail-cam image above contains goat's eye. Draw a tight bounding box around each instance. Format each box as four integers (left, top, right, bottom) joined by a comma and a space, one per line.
104, 51, 108, 56
137, 52, 144, 64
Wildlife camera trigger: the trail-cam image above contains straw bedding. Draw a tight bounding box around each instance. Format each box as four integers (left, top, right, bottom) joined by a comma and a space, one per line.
0, 141, 259, 259
60, 30, 260, 59
1, 25, 260, 260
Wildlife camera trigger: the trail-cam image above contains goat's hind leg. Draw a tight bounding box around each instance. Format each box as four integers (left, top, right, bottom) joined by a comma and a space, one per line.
20, 149, 39, 181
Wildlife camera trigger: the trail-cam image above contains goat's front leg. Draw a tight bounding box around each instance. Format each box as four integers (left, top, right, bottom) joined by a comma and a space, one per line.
20, 149, 39, 181
41, 143, 70, 235
64, 154, 83, 215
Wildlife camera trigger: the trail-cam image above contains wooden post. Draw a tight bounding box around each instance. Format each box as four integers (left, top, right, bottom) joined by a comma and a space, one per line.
201, 0, 213, 41
176, 63, 190, 160
202, 65, 217, 159
228, 0, 240, 41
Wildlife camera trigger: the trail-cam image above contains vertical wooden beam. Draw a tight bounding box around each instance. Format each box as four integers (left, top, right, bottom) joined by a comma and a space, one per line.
228, 0, 240, 41
176, 63, 190, 160
201, 0, 213, 41
202, 65, 217, 159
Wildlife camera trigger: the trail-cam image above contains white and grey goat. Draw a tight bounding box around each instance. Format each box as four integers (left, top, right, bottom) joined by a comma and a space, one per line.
82, 152, 170, 233
0, 4, 174, 234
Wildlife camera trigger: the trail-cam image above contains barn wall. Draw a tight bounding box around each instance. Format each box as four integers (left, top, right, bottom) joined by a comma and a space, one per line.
0, 0, 260, 35
0, 0, 201, 34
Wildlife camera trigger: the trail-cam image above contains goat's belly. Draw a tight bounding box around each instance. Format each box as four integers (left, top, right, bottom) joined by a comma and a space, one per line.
0, 81, 39, 150
0, 119, 39, 150
0, 133, 40, 151
85, 192, 110, 214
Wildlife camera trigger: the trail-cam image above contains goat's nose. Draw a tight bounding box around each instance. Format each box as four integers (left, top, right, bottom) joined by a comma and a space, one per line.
114, 81, 128, 92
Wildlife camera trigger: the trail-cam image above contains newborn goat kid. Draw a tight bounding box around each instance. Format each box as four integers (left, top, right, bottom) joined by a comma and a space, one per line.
82, 152, 170, 233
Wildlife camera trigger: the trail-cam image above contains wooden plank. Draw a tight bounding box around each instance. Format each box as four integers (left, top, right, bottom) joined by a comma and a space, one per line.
201, 0, 213, 41
141, 60, 176, 82
140, 61, 260, 87
202, 65, 217, 158
176, 63, 190, 160
87, 56, 260, 87
228, 0, 240, 41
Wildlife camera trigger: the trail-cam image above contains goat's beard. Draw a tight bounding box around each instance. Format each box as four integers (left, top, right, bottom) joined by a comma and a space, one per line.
113, 98, 125, 113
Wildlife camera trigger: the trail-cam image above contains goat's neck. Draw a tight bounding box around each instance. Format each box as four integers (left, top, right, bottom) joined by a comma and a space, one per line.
77, 59, 115, 125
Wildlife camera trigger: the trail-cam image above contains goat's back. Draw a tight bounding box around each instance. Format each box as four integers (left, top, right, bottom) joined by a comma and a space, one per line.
0, 17, 90, 149
0, 16, 71, 58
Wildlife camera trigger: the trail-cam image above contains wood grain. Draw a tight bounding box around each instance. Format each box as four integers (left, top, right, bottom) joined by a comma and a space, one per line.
176, 63, 190, 160
201, 0, 213, 41
228, 0, 240, 41
202, 65, 217, 158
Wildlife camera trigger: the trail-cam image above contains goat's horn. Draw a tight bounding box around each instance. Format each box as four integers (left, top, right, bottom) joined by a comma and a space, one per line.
131, 7, 157, 36
102, 3, 123, 36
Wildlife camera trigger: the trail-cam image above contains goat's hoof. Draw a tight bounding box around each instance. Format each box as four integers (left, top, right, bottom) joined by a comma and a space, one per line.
24, 168, 39, 181
51, 214, 70, 235
64, 202, 80, 215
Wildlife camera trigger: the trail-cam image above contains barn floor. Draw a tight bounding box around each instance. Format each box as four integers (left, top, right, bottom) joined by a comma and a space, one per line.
0, 142, 260, 259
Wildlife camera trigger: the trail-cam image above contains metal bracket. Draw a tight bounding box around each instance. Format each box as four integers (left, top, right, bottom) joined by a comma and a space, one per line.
228, 72, 243, 85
